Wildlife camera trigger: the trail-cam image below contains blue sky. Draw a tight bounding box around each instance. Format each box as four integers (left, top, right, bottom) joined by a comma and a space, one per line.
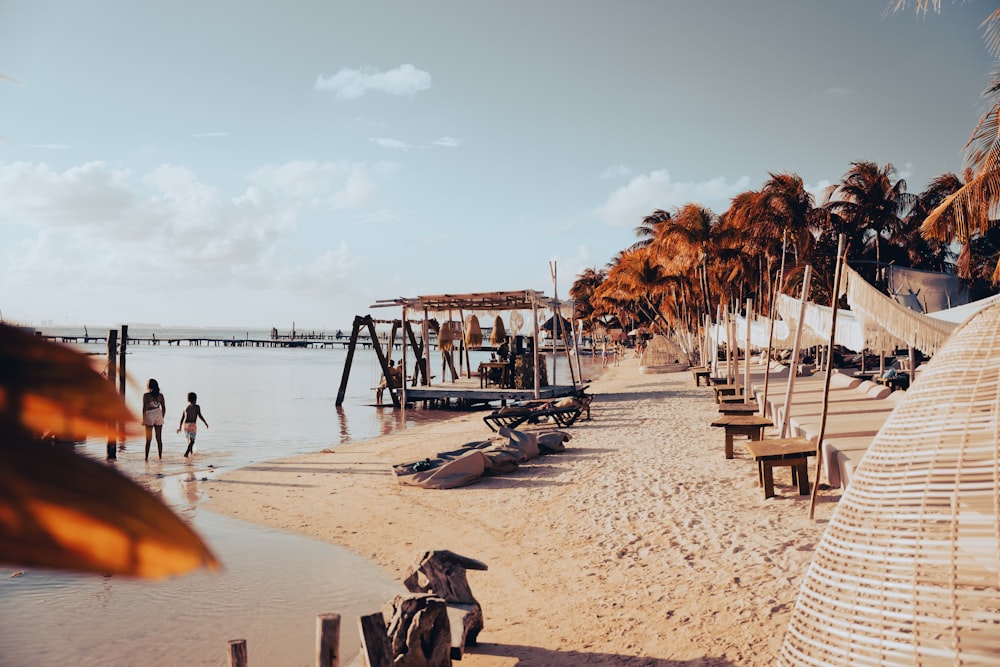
0, 1, 993, 329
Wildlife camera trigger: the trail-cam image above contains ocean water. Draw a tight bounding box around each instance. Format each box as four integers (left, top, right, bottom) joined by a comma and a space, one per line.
0, 326, 598, 666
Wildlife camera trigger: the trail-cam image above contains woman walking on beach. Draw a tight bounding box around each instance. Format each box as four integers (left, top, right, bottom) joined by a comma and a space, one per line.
142, 378, 166, 460
177, 391, 209, 457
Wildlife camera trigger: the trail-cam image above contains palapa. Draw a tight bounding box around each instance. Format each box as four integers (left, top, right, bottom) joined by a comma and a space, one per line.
779, 302, 1000, 666
490, 315, 506, 346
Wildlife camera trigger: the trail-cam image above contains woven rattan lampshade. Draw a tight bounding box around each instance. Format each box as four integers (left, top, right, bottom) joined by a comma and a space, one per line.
464, 315, 482, 349
490, 315, 506, 346
779, 303, 1000, 666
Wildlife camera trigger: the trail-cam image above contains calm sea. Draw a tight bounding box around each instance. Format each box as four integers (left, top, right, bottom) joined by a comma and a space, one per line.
0, 325, 599, 667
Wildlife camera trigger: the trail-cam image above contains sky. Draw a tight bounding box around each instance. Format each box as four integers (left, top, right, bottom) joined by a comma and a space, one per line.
0, 0, 994, 330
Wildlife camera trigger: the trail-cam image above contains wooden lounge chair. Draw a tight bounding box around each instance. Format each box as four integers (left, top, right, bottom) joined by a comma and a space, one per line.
483, 403, 582, 432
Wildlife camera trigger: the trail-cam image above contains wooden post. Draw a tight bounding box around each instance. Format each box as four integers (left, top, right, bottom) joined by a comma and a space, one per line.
744, 300, 752, 404
779, 265, 812, 439
809, 235, 847, 519
316, 613, 340, 667
106, 329, 118, 460
227, 639, 248, 667
401, 309, 408, 406
334, 317, 363, 407
531, 296, 540, 400
422, 309, 431, 387
364, 317, 400, 408
119, 324, 128, 397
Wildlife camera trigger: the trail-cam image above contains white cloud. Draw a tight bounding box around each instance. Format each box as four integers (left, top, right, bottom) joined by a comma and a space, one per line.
594, 169, 751, 226
433, 136, 462, 148
372, 137, 411, 150
314, 64, 431, 100
600, 164, 631, 179
247, 160, 380, 209
0, 159, 378, 292
805, 178, 833, 205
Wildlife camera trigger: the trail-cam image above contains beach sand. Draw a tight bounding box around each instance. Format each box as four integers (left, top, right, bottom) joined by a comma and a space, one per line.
205, 357, 837, 666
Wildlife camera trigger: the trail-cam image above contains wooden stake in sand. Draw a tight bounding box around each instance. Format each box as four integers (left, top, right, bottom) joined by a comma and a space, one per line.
744, 299, 752, 404
779, 265, 812, 439
808, 235, 847, 519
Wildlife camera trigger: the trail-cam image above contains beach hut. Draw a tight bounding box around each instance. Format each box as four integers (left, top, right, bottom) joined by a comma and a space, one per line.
779, 302, 1000, 665
638, 335, 687, 373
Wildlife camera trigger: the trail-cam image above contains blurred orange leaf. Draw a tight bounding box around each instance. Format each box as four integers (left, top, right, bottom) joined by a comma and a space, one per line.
0, 424, 220, 578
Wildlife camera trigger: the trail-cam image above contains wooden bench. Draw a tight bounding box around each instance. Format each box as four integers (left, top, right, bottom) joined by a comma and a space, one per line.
718, 400, 759, 415
690, 366, 712, 386
710, 415, 771, 459
712, 383, 743, 403
744, 437, 816, 499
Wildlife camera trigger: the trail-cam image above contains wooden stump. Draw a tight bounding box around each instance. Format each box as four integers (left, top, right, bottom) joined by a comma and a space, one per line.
383, 594, 452, 667
403, 550, 487, 659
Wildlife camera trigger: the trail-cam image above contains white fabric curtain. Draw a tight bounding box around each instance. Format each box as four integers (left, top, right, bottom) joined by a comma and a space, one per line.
839, 264, 957, 355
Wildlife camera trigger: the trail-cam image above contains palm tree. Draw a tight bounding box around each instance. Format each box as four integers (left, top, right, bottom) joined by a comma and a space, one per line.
630, 209, 672, 251
894, 172, 964, 273
761, 172, 819, 265
824, 160, 916, 283
569, 266, 607, 334
896, 3, 1000, 280
649, 203, 722, 319
598, 247, 682, 332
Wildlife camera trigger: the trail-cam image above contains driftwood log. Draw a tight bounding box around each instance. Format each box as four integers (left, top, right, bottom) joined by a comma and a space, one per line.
383, 594, 451, 667
357, 612, 392, 667
403, 550, 488, 659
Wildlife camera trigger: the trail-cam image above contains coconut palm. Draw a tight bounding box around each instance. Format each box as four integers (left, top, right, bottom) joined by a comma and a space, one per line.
630, 209, 673, 251
894, 172, 964, 273
897, 3, 1000, 279
569, 266, 608, 334
824, 160, 916, 282
649, 202, 723, 319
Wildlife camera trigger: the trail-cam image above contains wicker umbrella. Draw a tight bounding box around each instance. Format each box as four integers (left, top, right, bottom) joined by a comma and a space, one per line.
779, 302, 1000, 666
438, 321, 461, 353
464, 315, 482, 349
490, 315, 507, 346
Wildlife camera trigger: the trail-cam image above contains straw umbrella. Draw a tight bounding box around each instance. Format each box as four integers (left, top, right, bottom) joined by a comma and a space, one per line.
464, 314, 482, 349
490, 314, 506, 347
779, 302, 1000, 665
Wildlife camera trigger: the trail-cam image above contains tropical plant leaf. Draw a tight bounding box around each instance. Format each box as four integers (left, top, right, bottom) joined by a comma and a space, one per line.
0, 324, 135, 439
0, 422, 220, 577
0, 324, 220, 578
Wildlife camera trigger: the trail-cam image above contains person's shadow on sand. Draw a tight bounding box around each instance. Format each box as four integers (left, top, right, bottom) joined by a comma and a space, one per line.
469, 643, 739, 666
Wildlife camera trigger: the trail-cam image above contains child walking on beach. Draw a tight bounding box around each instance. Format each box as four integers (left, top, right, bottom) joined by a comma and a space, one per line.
177, 392, 209, 457
142, 378, 166, 460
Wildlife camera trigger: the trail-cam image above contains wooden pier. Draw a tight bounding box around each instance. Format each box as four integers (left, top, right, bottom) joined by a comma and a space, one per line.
40, 333, 392, 350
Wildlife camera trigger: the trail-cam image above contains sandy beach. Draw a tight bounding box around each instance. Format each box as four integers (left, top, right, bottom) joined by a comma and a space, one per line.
205, 356, 837, 666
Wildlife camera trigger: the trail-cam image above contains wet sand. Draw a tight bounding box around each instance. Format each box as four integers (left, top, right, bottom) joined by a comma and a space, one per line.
205, 356, 837, 665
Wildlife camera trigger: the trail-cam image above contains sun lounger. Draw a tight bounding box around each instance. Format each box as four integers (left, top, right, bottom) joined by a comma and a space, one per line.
482, 403, 582, 432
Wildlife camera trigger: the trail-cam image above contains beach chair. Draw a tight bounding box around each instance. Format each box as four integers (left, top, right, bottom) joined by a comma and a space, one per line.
482, 403, 582, 432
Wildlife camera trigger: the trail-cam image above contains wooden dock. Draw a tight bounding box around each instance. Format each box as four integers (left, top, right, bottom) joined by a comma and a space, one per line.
41, 333, 393, 349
